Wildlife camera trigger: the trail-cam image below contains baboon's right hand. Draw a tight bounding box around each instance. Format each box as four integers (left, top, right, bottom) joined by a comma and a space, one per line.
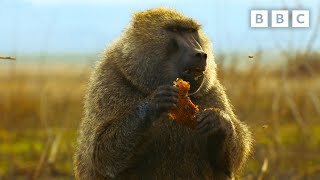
145, 85, 179, 119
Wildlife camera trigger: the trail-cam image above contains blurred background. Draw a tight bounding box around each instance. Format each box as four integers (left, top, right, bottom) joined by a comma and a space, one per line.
1, 0, 320, 179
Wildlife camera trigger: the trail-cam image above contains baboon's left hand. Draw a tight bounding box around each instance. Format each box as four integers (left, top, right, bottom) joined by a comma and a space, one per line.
194, 108, 234, 137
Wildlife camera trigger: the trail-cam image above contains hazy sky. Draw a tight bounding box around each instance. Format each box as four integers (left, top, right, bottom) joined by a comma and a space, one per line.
0, 0, 319, 56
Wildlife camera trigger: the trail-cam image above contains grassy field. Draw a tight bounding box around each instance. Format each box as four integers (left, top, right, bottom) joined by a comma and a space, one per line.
0, 58, 320, 179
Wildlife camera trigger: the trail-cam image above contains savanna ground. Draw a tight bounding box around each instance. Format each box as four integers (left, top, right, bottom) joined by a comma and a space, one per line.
0, 53, 320, 180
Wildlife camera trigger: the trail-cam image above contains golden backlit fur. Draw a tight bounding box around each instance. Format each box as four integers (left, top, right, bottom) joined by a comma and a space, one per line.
74, 8, 252, 180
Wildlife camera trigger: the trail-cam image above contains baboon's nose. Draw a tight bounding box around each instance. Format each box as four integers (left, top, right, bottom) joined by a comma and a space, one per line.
195, 51, 207, 61
192, 51, 207, 70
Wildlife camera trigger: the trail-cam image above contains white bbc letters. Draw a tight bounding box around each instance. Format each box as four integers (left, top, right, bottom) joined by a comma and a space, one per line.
292, 10, 310, 27
251, 10, 268, 27
251, 10, 310, 28
272, 10, 289, 27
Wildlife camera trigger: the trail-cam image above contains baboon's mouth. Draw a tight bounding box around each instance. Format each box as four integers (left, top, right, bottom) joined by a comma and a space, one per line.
180, 67, 206, 95
183, 67, 205, 81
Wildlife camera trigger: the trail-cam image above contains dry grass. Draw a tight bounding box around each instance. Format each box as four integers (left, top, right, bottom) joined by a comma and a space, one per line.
0, 56, 16, 60
0, 57, 320, 179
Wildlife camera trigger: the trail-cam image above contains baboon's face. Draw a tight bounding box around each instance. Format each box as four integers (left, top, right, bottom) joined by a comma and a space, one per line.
165, 26, 207, 94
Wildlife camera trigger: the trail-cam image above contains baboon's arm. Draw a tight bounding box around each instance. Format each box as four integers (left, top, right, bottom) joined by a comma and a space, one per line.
92, 102, 154, 178
207, 115, 251, 178
203, 85, 252, 178
91, 84, 178, 178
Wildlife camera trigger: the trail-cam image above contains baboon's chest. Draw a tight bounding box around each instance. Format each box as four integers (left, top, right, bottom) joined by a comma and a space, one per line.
124, 116, 212, 179
147, 115, 205, 159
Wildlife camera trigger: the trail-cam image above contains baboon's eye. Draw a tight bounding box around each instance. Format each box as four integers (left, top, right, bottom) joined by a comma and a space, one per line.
188, 28, 196, 33
167, 38, 179, 53
166, 26, 196, 33
165, 26, 179, 33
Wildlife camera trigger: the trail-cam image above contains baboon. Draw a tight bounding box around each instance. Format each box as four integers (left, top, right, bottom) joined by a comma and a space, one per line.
74, 8, 252, 180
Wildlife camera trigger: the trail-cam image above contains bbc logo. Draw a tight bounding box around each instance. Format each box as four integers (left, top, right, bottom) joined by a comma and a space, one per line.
250, 10, 310, 28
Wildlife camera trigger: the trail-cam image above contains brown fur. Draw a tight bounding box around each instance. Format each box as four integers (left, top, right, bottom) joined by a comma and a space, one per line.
74, 8, 252, 179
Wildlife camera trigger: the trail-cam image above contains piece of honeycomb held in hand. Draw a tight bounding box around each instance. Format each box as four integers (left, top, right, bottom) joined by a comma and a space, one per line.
168, 78, 199, 129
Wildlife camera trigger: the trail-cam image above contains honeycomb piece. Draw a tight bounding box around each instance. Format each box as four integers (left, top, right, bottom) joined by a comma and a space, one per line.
168, 78, 199, 129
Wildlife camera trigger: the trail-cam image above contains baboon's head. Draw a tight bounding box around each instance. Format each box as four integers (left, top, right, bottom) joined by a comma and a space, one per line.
114, 8, 216, 94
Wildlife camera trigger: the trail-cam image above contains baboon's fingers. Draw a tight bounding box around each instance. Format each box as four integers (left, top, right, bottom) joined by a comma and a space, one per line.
196, 123, 211, 135
157, 103, 176, 111
195, 110, 212, 123
154, 91, 179, 98
195, 120, 221, 136
157, 85, 179, 92
156, 97, 178, 104
195, 116, 212, 130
